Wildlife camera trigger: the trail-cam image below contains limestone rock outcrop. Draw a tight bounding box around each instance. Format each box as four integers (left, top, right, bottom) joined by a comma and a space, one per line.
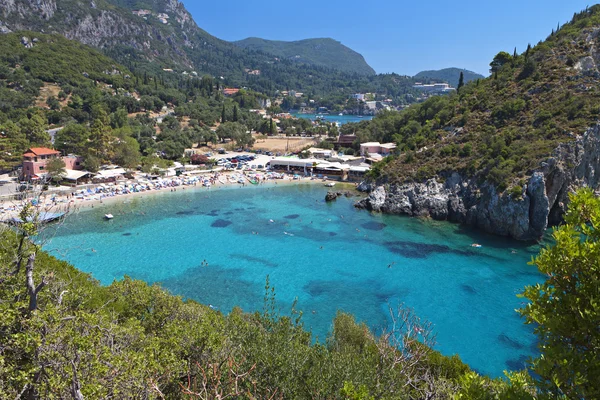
356, 124, 600, 240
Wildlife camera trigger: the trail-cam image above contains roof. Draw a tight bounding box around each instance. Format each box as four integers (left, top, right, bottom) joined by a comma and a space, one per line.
360, 142, 381, 147
379, 143, 397, 149
95, 168, 126, 179
64, 170, 91, 181
26, 147, 60, 156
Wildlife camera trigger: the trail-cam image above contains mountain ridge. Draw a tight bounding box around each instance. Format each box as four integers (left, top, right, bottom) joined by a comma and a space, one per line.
233, 37, 376, 76
414, 67, 485, 87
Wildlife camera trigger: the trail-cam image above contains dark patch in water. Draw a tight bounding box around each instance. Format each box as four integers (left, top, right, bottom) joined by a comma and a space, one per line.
157, 265, 261, 314
498, 334, 524, 350
230, 253, 278, 268
505, 355, 529, 371
461, 284, 477, 294
211, 219, 232, 228
385, 240, 475, 259
176, 210, 195, 216
122, 232, 133, 236
207, 211, 219, 217
304, 281, 329, 297
328, 232, 337, 237
284, 214, 300, 220
362, 221, 387, 231
224, 211, 234, 215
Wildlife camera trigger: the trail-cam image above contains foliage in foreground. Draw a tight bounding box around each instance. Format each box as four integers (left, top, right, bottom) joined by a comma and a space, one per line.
520, 188, 600, 399
3, 189, 600, 398
0, 232, 522, 398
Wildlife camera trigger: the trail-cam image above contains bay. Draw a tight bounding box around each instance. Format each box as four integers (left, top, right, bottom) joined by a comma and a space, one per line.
42, 183, 544, 377
291, 113, 373, 125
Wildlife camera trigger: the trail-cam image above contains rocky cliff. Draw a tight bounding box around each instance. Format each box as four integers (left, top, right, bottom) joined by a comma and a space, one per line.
356, 124, 600, 240
0, 0, 224, 70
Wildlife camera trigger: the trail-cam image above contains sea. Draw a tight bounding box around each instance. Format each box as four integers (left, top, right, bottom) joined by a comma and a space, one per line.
41, 183, 544, 377
292, 113, 373, 125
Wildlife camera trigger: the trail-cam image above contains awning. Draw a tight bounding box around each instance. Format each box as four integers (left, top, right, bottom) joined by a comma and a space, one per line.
64, 170, 91, 181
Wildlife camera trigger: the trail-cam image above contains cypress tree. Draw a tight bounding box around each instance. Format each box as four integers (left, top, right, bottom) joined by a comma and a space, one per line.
233, 105, 238, 122
457, 71, 464, 91
269, 118, 274, 135
221, 104, 226, 123
513, 47, 517, 58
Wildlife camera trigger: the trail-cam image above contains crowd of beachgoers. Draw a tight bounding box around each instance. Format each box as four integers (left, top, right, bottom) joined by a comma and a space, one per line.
0, 170, 314, 219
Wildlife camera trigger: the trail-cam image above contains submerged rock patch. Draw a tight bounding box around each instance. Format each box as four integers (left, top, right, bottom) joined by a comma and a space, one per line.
211, 219, 232, 228
361, 221, 387, 231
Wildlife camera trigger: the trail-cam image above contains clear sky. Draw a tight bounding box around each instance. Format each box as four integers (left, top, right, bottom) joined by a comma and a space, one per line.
181, 0, 593, 76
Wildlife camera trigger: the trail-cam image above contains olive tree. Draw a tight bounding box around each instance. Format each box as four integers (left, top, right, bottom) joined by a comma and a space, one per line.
520, 188, 600, 398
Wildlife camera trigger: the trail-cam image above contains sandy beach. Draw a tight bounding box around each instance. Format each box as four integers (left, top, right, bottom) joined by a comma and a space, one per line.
0, 170, 335, 221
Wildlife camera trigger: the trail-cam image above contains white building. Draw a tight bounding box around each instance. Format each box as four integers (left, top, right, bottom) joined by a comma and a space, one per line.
412, 83, 456, 93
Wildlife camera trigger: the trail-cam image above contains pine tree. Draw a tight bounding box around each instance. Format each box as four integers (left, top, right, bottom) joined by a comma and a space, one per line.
221, 104, 226, 124
457, 72, 464, 91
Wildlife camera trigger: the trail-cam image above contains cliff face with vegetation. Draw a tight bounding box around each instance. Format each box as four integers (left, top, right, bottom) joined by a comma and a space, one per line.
358, 123, 600, 240
353, 6, 600, 240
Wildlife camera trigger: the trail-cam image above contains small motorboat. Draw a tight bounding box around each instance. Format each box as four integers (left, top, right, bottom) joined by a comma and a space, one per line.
104, 214, 114, 220
471, 243, 482, 248
325, 182, 335, 187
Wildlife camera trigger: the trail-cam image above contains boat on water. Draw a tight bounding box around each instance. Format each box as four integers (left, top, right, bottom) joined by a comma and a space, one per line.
104, 214, 114, 220
339, 113, 343, 116
325, 182, 335, 187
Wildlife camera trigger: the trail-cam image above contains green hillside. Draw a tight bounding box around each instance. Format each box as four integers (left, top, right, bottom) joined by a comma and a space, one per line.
414, 67, 485, 87
344, 6, 600, 192
234, 37, 376, 76
0, 0, 414, 100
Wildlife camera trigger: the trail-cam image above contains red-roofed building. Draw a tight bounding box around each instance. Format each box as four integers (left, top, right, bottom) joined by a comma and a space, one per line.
21, 147, 61, 181
223, 88, 240, 96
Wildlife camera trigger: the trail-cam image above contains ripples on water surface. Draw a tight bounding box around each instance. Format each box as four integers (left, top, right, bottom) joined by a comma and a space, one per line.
43, 183, 544, 377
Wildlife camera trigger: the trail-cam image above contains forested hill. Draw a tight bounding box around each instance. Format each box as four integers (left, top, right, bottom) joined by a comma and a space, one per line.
414, 68, 485, 87
233, 37, 376, 76
348, 5, 600, 193
0, 0, 412, 98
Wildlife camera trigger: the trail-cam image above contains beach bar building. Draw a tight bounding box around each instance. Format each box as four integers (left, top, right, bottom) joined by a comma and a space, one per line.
268, 157, 319, 175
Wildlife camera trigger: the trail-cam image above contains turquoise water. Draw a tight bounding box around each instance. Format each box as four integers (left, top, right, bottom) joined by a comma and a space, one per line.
292, 113, 373, 125
42, 184, 544, 377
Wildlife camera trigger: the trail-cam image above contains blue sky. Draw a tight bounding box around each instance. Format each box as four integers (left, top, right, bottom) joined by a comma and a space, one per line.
181, 0, 593, 76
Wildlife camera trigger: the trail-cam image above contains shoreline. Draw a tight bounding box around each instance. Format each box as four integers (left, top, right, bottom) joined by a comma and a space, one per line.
0, 171, 354, 220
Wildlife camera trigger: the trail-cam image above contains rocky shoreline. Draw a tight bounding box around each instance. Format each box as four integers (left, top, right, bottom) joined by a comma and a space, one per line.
355, 123, 600, 241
